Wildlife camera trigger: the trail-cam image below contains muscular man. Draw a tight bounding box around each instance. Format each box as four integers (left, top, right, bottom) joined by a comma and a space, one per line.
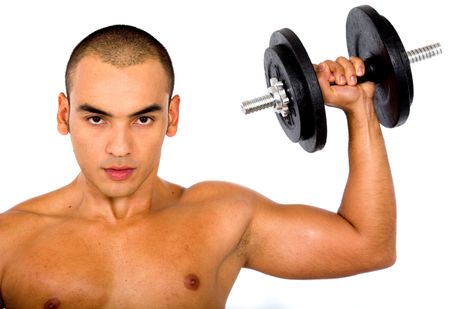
0, 25, 396, 308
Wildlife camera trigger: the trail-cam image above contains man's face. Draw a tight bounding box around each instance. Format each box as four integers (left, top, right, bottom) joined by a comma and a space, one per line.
57, 55, 179, 198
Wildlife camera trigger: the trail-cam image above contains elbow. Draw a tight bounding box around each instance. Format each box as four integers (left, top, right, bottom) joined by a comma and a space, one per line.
354, 234, 397, 273
359, 226, 397, 271
377, 248, 396, 269
375, 233, 397, 269
365, 243, 397, 271
385, 245, 397, 267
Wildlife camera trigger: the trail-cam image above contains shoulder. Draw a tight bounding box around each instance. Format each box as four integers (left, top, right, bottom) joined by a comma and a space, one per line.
184, 180, 275, 206
0, 189, 71, 293
0, 192, 55, 242
180, 181, 283, 262
179, 180, 279, 223
6, 182, 78, 217
0, 185, 75, 252
0, 208, 36, 278
179, 181, 273, 258
0, 195, 49, 234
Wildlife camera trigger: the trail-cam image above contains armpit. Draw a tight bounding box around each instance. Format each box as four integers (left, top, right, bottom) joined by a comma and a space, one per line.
235, 224, 251, 260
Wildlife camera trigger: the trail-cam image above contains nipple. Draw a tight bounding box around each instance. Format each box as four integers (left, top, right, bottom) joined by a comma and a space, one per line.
184, 273, 200, 290
43, 298, 61, 309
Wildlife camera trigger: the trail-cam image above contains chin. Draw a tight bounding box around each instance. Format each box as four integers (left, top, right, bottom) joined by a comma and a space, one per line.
97, 183, 142, 199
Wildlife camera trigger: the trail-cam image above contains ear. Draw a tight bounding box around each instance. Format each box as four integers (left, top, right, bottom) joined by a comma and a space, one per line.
57, 92, 70, 135
166, 95, 180, 137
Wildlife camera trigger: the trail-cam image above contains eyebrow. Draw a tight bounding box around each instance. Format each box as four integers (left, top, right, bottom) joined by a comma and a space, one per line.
77, 103, 163, 117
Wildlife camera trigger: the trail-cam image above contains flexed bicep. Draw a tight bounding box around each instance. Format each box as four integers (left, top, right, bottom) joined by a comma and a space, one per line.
244, 201, 381, 279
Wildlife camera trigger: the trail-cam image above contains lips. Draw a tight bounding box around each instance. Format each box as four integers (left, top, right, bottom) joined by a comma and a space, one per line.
104, 167, 135, 181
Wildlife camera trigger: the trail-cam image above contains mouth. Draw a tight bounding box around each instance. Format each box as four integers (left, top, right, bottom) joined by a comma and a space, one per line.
104, 167, 135, 181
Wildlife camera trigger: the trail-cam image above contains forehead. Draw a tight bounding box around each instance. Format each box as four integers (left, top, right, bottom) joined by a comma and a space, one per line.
69, 55, 170, 112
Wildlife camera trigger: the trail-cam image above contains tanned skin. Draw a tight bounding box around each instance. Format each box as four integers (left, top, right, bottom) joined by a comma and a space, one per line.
0, 55, 395, 308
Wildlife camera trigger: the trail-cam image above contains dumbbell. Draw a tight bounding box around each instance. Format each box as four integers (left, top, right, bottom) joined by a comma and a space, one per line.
241, 5, 442, 153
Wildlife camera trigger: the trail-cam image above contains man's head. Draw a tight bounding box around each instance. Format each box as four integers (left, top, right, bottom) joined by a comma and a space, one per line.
57, 25, 180, 199
65, 24, 175, 100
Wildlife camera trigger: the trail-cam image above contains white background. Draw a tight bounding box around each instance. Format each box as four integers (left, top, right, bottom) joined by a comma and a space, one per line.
0, 0, 448, 308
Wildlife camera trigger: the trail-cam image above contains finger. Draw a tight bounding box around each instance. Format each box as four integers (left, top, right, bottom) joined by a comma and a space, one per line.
336, 56, 357, 86
349, 56, 365, 77
316, 61, 335, 83
316, 61, 332, 83
323, 59, 346, 85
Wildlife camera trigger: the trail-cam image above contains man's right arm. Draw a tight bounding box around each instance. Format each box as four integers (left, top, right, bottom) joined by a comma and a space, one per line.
239, 57, 396, 279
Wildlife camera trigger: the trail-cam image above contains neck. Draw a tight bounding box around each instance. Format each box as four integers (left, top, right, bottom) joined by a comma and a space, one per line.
72, 172, 162, 222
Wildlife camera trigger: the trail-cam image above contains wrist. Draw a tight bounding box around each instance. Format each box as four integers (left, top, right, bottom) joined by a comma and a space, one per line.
345, 95, 379, 128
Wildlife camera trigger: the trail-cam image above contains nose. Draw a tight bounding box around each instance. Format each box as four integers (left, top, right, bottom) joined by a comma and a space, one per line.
105, 125, 132, 157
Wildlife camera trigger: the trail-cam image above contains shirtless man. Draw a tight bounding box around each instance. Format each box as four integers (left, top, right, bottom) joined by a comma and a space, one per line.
0, 25, 396, 308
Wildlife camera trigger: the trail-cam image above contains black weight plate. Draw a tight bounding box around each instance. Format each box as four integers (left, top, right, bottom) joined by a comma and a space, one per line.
346, 5, 413, 128
264, 46, 303, 143
265, 28, 327, 153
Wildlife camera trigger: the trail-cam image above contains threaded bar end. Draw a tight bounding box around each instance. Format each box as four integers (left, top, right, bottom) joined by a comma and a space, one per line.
241, 94, 274, 115
407, 43, 443, 64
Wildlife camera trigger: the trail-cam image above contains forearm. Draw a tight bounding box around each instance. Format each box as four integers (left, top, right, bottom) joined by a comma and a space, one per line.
338, 97, 396, 261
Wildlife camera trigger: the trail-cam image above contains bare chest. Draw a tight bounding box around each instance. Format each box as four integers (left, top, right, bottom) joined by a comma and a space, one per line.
2, 217, 239, 308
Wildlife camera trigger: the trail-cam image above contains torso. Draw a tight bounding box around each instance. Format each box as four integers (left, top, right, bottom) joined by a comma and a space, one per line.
0, 180, 253, 308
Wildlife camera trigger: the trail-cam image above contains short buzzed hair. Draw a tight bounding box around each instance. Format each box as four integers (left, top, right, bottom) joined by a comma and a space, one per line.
65, 24, 175, 100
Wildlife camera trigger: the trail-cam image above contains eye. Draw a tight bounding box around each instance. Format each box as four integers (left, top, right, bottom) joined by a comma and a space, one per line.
88, 116, 105, 125
136, 116, 153, 125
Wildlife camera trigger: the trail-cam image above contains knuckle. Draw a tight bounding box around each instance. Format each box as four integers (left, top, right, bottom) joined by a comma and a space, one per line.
322, 60, 333, 67
350, 56, 364, 64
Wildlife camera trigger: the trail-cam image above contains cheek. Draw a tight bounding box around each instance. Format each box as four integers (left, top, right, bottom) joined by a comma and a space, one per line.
70, 130, 103, 169
138, 134, 165, 161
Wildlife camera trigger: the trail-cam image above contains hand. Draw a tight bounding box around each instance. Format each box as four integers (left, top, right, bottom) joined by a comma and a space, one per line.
314, 57, 376, 116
